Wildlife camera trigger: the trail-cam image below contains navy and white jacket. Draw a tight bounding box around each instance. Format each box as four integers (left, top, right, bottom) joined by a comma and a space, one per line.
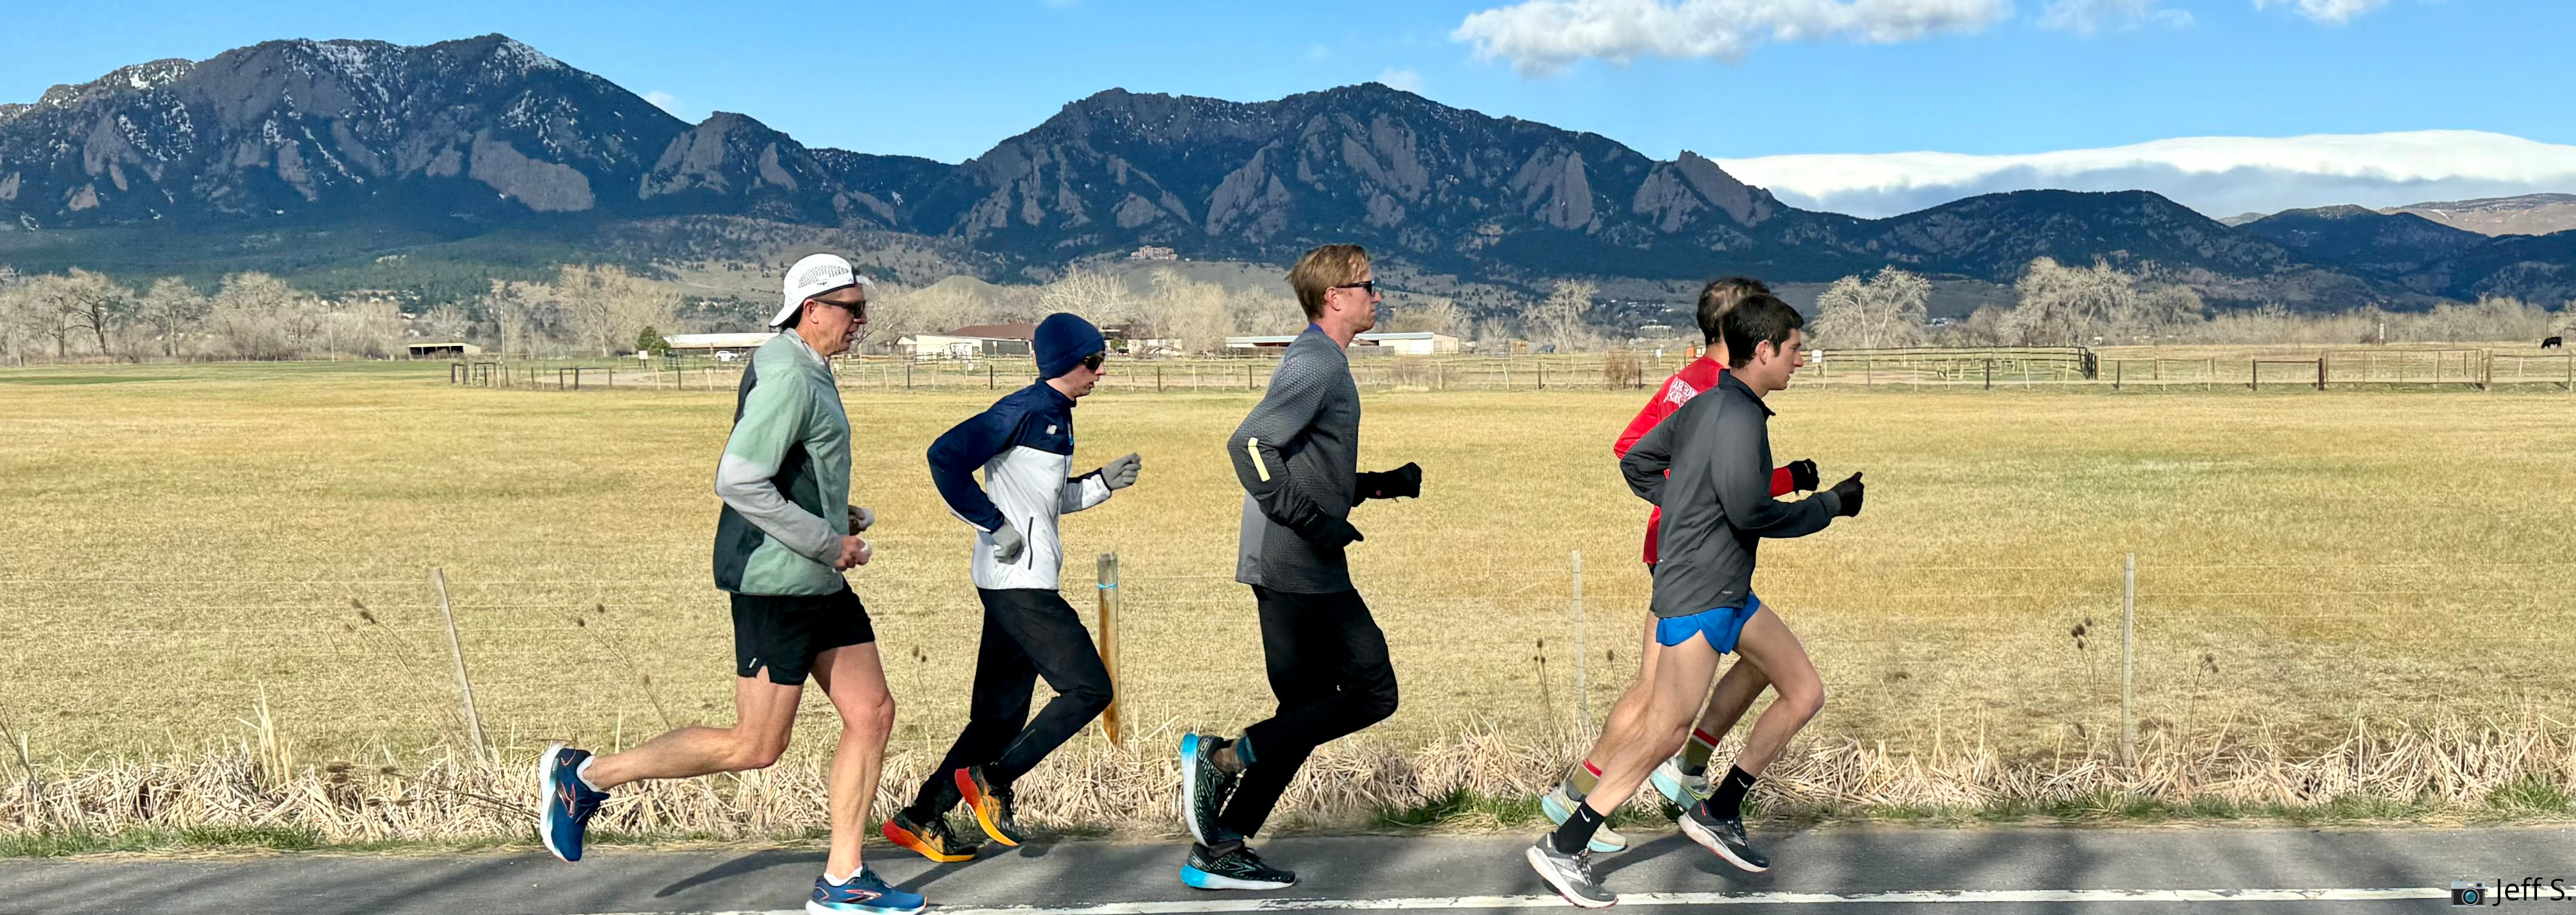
928, 381, 1114, 590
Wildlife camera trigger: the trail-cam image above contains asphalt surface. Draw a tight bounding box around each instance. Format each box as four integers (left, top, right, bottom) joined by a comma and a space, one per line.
1, 824, 2561, 914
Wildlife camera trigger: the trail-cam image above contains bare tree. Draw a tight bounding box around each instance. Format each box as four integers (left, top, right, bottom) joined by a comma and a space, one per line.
137, 278, 210, 359
1038, 265, 1137, 326
1813, 267, 1929, 348
206, 272, 323, 361
479, 279, 558, 358
555, 265, 680, 356
1137, 268, 1231, 355
1527, 279, 1597, 352
46, 268, 134, 360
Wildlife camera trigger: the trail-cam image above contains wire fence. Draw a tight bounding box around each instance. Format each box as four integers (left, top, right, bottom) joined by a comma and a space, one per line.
1, 554, 2563, 767
441, 346, 2576, 396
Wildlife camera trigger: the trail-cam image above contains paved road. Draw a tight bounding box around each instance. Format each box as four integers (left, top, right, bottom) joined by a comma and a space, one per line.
2, 825, 2560, 914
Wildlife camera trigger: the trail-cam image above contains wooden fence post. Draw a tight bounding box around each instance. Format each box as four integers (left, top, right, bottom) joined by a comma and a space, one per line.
1095, 553, 1124, 748
2120, 553, 2136, 767
432, 569, 490, 763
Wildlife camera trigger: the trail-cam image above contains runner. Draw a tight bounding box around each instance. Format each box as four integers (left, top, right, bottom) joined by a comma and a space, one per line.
1526, 293, 1865, 907
883, 312, 1140, 863
536, 254, 926, 915
1176, 244, 1422, 891
1538, 278, 1820, 853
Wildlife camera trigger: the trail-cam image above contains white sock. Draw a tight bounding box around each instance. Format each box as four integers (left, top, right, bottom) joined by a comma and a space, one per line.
824, 869, 855, 886
575, 756, 603, 793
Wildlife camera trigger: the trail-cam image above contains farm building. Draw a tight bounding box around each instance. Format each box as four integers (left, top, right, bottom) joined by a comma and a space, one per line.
1224, 331, 1461, 355
662, 332, 779, 357
902, 323, 1038, 359
406, 342, 483, 359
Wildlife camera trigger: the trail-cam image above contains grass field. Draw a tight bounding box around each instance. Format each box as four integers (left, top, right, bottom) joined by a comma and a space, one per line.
4, 357, 2569, 775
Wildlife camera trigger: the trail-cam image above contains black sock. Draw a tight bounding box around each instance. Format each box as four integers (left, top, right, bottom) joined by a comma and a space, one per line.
1549, 802, 1606, 855
1710, 766, 1757, 820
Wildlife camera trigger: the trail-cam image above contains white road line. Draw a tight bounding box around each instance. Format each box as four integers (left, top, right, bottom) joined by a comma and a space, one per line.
600, 886, 2448, 915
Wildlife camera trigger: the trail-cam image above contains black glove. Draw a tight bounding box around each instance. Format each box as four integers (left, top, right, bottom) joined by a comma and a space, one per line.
1304, 515, 1365, 549
1827, 472, 1865, 518
1786, 459, 1819, 493
1355, 462, 1423, 501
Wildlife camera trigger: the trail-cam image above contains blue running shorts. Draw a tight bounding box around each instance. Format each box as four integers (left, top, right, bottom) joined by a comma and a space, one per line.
1653, 594, 1764, 653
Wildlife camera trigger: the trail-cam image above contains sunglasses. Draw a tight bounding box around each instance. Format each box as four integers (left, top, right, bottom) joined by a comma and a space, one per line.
1081, 352, 1106, 371
1332, 279, 1378, 295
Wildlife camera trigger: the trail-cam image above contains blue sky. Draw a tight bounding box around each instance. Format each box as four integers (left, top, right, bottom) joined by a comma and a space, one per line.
4, 1, 2570, 216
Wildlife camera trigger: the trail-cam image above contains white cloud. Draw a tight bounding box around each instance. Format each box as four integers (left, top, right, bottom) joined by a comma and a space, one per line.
2251, 0, 2391, 25
643, 91, 683, 116
1712, 131, 2576, 218
2038, 0, 2192, 34
1376, 68, 1427, 94
1452, 0, 2013, 75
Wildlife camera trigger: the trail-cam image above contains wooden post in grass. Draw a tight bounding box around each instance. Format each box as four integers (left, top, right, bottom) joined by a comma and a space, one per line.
2120, 553, 2137, 767
1095, 553, 1124, 748
432, 568, 491, 764
1570, 550, 1588, 729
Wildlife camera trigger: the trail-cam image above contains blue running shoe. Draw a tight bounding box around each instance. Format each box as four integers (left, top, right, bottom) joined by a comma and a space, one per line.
1181, 842, 1297, 891
808, 867, 926, 914
536, 742, 610, 862
1179, 733, 1237, 845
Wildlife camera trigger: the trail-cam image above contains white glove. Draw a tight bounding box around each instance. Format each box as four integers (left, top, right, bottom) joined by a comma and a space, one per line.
990, 523, 1026, 563
1102, 453, 1142, 490
847, 505, 874, 533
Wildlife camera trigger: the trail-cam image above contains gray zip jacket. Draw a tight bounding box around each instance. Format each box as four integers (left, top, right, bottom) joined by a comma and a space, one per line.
1229, 325, 1361, 594
1620, 371, 1843, 618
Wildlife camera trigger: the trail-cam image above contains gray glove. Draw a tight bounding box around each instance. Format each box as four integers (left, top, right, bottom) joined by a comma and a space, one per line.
846, 505, 874, 533
990, 523, 1026, 563
1101, 453, 1142, 490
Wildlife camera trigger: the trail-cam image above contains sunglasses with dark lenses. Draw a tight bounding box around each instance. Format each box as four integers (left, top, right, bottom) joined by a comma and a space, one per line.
1333, 279, 1378, 295
1082, 352, 1106, 371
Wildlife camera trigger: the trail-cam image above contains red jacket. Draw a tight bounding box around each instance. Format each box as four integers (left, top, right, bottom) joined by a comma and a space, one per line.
1614, 356, 1795, 564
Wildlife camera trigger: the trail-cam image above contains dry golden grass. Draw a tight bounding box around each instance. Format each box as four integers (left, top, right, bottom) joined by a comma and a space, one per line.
1, 359, 2571, 824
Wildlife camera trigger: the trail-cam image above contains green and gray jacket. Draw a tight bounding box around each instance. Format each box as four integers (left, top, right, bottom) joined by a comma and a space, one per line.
713, 332, 852, 596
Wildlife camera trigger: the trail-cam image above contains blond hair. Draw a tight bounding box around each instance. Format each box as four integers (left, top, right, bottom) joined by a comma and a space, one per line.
1288, 245, 1371, 320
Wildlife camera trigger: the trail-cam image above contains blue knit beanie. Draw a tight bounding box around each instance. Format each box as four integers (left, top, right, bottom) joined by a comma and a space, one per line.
1035, 312, 1107, 379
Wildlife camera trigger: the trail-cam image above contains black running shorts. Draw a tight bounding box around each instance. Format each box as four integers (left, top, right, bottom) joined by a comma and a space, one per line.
729, 586, 876, 685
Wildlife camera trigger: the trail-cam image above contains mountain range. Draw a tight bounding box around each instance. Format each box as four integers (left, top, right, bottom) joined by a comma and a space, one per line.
1, 34, 2570, 310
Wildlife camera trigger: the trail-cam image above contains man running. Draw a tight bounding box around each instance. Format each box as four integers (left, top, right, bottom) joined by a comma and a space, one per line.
1538, 278, 1819, 853
1527, 293, 1865, 907
883, 312, 1140, 862
537, 254, 924, 915
1177, 244, 1422, 891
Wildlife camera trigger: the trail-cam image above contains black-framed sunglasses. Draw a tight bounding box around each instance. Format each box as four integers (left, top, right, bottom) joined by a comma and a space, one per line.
1332, 279, 1378, 295
1081, 352, 1106, 371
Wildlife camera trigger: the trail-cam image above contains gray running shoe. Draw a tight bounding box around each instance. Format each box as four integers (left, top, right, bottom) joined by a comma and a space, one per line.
1525, 837, 1616, 908
1680, 800, 1770, 873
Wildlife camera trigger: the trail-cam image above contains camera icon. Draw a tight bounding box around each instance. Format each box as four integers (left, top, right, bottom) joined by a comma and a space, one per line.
2453, 880, 2486, 906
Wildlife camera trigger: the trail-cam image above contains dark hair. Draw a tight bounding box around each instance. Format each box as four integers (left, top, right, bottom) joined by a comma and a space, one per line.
1695, 276, 1772, 344
1721, 293, 1805, 369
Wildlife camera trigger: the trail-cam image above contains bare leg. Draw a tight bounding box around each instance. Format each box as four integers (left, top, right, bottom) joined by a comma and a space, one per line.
1583, 632, 1722, 817
1693, 659, 1771, 741
811, 644, 896, 881
1575, 618, 1665, 764
581, 670, 804, 788
1721, 610, 1823, 777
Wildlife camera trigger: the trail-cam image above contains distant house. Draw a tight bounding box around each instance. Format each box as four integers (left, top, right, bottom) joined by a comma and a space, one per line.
663, 332, 779, 357
1129, 246, 1178, 261
406, 342, 483, 359
904, 323, 1038, 359
1225, 331, 1461, 356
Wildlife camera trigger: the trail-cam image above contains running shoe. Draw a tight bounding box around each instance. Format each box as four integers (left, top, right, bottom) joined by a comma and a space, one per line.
1179, 732, 1237, 845
955, 766, 1024, 847
1524, 836, 1616, 908
1678, 800, 1769, 873
536, 743, 610, 863
1538, 785, 1627, 854
882, 808, 979, 863
1181, 842, 1298, 891
1649, 757, 1713, 809
807, 868, 926, 915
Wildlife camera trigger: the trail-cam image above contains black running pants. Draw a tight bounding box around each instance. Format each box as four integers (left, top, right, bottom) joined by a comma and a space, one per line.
908, 587, 1114, 817
1218, 586, 1401, 838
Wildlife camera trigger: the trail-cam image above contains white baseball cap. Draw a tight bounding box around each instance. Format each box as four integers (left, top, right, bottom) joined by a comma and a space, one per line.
773, 253, 874, 328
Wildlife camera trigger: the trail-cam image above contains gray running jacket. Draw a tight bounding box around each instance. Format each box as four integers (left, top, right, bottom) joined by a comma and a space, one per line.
1229, 325, 1362, 594
1619, 371, 1844, 619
